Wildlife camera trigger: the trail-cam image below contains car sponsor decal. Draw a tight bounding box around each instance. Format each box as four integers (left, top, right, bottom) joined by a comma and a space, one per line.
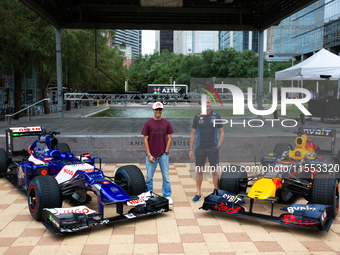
282, 214, 319, 226
222, 193, 243, 204
127, 191, 153, 206
9, 126, 42, 132
55, 163, 94, 183
302, 127, 333, 136
28, 154, 45, 165
213, 203, 242, 214
46, 206, 96, 215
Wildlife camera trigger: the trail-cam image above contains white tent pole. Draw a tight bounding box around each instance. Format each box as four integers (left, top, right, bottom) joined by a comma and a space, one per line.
269, 81, 271, 93
337, 79, 340, 98
316, 82, 319, 98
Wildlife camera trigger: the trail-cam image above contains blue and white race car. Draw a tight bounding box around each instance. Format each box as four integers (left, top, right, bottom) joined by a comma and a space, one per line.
0, 126, 169, 235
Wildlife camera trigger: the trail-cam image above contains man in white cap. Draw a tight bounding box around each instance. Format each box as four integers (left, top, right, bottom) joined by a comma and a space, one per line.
141, 102, 174, 204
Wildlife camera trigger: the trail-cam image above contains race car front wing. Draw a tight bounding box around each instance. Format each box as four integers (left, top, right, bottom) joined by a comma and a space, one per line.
42, 195, 170, 235
201, 189, 335, 232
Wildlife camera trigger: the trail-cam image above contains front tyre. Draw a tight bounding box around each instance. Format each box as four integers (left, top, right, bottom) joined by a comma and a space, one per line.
310, 174, 339, 216
274, 143, 293, 157
114, 165, 146, 196
28, 176, 62, 221
219, 166, 247, 194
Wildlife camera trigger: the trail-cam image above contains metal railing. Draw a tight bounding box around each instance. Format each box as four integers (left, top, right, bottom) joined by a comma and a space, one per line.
6, 98, 50, 125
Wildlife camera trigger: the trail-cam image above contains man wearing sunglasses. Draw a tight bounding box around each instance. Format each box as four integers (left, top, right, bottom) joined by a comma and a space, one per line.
141, 102, 174, 204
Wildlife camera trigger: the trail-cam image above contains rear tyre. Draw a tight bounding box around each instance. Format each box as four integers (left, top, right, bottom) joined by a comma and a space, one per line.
274, 143, 293, 157
55, 143, 71, 153
114, 165, 146, 196
309, 174, 339, 216
219, 166, 247, 194
28, 175, 62, 221
0, 148, 8, 177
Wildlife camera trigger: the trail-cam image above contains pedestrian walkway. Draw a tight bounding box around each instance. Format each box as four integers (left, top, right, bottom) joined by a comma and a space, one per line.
0, 162, 339, 255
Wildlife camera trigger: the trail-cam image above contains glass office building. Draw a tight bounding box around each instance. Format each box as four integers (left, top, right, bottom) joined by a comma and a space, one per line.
218, 31, 259, 53
111, 30, 141, 57
273, 0, 324, 59
324, 0, 340, 53
155, 30, 174, 53
173, 31, 218, 54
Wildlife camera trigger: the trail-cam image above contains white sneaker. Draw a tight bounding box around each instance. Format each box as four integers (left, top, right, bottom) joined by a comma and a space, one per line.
166, 197, 173, 205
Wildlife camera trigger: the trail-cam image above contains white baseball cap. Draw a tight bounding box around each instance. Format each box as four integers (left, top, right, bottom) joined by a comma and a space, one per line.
153, 102, 163, 109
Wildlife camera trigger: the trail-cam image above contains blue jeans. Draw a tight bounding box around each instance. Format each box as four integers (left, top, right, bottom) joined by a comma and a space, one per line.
145, 154, 171, 197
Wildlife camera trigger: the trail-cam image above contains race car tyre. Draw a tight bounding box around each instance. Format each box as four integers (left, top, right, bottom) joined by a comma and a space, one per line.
310, 174, 339, 216
115, 165, 146, 196
55, 143, 71, 153
28, 175, 62, 221
219, 166, 247, 194
276, 189, 297, 204
274, 143, 293, 157
0, 148, 8, 177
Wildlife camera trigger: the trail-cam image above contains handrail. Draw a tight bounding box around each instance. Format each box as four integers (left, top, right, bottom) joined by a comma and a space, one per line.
6, 98, 50, 125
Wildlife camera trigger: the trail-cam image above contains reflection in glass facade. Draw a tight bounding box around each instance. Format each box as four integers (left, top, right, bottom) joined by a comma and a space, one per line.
218, 31, 259, 53
324, 17, 340, 48
173, 31, 218, 54
186, 31, 195, 53
112, 30, 141, 57
273, 0, 324, 57
197, 31, 215, 52
324, 0, 340, 51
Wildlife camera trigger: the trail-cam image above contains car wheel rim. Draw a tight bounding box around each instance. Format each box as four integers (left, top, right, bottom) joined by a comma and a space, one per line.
29, 186, 38, 212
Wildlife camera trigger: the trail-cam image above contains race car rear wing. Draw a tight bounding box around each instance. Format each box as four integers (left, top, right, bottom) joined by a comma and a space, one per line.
6, 127, 45, 158
298, 126, 336, 158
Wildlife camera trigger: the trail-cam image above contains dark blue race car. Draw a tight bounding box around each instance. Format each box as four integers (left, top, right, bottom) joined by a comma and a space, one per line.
0, 126, 169, 235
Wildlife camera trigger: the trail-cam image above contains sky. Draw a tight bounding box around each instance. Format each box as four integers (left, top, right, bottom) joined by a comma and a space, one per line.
142, 30, 156, 55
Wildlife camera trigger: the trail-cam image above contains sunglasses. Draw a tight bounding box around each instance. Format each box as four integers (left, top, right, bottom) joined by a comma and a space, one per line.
154, 108, 163, 111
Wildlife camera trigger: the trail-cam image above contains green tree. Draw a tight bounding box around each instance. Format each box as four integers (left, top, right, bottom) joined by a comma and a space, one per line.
0, 0, 40, 118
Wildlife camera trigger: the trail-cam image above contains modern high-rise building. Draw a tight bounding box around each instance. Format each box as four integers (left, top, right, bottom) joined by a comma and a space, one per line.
110, 30, 142, 57
219, 31, 259, 53
273, 0, 325, 60
155, 31, 174, 54
173, 31, 218, 54
323, 0, 340, 54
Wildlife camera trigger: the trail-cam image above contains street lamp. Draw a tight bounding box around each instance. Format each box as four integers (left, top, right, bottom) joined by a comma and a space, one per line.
213, 77, 216, 87
169, 77, 173, 85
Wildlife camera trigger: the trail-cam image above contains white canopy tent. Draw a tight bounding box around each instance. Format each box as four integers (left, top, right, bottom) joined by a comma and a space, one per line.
275, 48, 340, 98
275, 48, 340, 80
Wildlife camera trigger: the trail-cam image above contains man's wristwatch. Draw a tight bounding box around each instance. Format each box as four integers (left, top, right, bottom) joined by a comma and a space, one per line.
147, 154, 151, 157
217, 145, 220, 149
165, 152, 169, 155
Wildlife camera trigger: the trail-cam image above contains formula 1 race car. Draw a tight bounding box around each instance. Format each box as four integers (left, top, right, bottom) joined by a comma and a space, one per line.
0, 126, 169, 235
201, 126, 339, 231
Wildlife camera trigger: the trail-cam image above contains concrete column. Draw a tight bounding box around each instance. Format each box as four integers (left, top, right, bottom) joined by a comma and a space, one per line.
56, 28, 63, 118
257, 30, 264, 112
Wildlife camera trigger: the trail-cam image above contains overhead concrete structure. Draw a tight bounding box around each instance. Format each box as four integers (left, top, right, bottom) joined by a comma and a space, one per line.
19, 0, 318, 117
20, 0, 316, 31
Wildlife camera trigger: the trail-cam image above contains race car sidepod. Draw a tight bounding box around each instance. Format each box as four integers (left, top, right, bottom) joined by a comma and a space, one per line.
201, 189, 335, 231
